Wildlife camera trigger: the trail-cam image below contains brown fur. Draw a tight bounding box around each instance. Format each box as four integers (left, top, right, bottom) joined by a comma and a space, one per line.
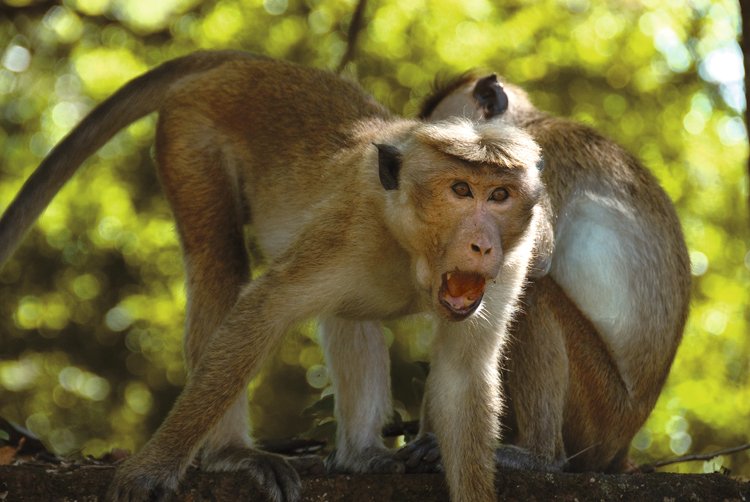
418, 72, 691, 472
0, 53, 549, 502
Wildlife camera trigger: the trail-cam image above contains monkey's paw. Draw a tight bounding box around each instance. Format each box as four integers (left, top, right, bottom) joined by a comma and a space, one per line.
394, 433, 443, 473
286, 454, 326, 477
202, 446, 303, 502
107, 456, 181, 502
325, 446, 405, 474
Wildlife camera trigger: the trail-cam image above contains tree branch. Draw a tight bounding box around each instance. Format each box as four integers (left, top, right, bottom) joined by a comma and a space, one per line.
336, 0, 368, 73
638, 443, 750, 473
2, 463, 749, 501
741, 0, 750, 220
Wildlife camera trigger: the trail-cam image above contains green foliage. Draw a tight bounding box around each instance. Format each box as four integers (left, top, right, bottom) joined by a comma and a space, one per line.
0, 0, 747, 475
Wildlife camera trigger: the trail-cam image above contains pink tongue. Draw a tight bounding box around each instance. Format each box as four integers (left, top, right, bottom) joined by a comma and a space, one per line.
442, 272, 485, 310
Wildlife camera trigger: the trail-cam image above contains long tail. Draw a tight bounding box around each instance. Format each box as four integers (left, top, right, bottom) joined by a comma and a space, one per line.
0, 50, 251, 267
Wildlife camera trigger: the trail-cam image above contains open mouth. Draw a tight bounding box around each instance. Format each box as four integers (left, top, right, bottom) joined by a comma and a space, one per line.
438, 271, 486, 320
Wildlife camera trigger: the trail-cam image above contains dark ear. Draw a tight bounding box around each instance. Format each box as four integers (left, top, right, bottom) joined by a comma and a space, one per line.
374, 143, 402, 191
536, 154, 545, 172
472, 74, 509, 119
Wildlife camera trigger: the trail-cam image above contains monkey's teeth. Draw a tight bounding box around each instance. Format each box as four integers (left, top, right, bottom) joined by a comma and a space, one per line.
447, 272, 453, 281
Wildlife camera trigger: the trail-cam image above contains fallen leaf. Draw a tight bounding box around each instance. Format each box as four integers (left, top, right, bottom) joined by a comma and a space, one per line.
0, 445, 18, 466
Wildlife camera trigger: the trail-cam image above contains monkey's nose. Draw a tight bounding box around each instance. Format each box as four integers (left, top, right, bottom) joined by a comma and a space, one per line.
470, 242, 492, 256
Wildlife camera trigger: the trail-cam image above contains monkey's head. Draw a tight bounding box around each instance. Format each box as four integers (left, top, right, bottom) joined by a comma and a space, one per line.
418, 72, 535, 126
376, 120, 544, 321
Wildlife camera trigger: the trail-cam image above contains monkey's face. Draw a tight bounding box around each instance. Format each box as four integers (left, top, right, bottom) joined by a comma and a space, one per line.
378, 123, 543, 321
412, 160, 541, 321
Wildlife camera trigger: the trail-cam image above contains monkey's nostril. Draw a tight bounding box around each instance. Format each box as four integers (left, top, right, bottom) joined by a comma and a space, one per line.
471, 243, 492, 255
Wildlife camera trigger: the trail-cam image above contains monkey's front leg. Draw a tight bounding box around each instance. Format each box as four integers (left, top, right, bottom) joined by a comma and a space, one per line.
399, 279, 571, 476
108, 271, 317, 502
426, 314, 506, 502
319, 318, 403, 473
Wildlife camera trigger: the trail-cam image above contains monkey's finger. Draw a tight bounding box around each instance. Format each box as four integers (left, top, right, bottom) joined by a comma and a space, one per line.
271, 460, 303, 502
107, 475, 174, 502
106, 456, 184, 502
395, 433, 443, 471
256, 456, 302, 502
236, 452, 301, 502
394, 443, 423, 466
287, 454, 326, 476
394, 436, 426, 460
252, 463, 282, 501
367, 454, 405, 474
323, 450, 343, 473
423, 445, 441, 464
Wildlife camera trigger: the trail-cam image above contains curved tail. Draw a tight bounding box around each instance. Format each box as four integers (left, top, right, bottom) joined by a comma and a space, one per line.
0, 50, 250, 267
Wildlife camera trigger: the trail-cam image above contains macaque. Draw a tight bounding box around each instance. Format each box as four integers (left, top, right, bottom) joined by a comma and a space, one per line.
0, 52, 550, 502
393, 73, 690, 472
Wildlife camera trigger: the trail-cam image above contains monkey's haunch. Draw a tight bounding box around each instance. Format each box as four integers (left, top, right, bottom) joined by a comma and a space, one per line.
440, 271, 485, 318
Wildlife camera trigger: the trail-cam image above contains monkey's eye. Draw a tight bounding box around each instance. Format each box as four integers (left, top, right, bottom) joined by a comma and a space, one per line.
451, 182, 473, 198
489, 187, 509, 202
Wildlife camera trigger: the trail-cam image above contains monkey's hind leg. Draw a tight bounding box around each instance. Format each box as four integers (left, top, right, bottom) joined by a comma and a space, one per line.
156, 120, 256, 459
108, 267, 313, 502
151, 120, 321, 498
319, 318, 403, 473
500, 275, 569, 471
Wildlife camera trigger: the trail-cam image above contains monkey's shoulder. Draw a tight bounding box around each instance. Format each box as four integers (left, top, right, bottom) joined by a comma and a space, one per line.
528, 115, 662, 188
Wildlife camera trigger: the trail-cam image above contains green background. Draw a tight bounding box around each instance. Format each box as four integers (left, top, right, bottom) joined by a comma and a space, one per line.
0, 0, 748, 476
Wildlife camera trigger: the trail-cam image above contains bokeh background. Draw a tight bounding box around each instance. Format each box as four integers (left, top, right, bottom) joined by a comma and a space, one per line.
0, 0, 748, 476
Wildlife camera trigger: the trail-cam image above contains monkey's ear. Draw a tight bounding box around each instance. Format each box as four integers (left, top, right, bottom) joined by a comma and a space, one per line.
536, 154, 545, 172
374, 143, 402, 191
472, 74, 509, 119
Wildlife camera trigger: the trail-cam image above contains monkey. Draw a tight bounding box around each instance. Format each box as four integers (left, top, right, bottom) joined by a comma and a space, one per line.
0, 51, 550, 502
320, 70, 691, 477
384, 72, 691, 473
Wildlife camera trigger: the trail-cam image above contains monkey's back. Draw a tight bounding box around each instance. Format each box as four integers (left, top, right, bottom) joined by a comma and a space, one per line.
162, 55, 390, 160
155, 55, 401, 262
536, 118, 689, 371
528, 116, 691, 469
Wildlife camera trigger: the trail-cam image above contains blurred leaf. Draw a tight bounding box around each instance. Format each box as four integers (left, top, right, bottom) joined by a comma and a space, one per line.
302, 394, 334, 420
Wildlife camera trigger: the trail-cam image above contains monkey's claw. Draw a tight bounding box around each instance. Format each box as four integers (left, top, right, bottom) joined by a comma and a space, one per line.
395, 433, 443, 473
